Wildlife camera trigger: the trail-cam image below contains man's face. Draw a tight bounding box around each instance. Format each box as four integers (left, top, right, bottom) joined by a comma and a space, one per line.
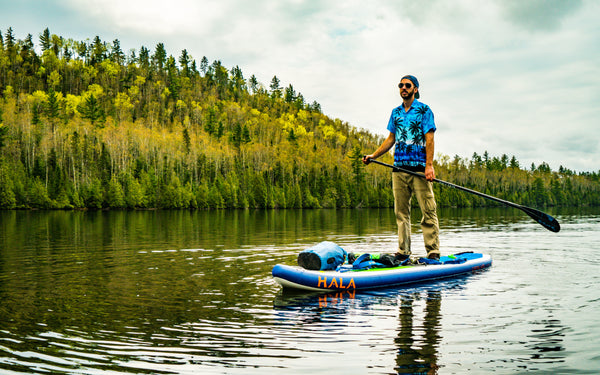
399, 79, 417, 100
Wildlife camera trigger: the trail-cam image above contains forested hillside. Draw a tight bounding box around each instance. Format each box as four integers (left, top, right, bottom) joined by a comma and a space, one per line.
0, 27, 598, 210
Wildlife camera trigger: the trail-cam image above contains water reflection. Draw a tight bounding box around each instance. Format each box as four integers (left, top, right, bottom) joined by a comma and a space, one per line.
273, 275, 481, 374
274, 288, 443, 374
0, 208, 598, 374
395, 291, 441, 374
526, 319, 568, 362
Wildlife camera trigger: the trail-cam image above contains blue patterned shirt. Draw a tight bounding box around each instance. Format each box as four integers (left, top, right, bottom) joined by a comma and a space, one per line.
386, 100, 436, 169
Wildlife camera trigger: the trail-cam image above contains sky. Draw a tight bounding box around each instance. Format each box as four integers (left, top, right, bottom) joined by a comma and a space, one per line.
1, 0, 599, 172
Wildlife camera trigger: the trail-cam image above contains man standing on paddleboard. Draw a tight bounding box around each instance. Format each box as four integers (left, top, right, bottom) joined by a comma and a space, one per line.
362, 75, 440, 261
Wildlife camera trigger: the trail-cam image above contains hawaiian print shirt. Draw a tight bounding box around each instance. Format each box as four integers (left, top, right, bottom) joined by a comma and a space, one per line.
386, 100, 436, 169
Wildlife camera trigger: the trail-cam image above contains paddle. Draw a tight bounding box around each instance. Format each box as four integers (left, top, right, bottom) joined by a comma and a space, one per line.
367, 158, 561, 232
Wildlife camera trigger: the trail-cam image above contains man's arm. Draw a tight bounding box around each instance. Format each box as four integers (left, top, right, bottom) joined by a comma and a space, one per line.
424, 131, 435, 181
362, 132, 395, 164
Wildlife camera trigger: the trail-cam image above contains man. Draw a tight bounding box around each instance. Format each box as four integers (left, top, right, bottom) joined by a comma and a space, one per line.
362, 75, 440, 260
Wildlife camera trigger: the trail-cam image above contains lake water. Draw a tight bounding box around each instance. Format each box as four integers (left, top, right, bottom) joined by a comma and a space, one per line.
0, 208, 599, 374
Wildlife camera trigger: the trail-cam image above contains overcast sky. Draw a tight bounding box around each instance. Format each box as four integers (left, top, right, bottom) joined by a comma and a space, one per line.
1, 0, 599, 172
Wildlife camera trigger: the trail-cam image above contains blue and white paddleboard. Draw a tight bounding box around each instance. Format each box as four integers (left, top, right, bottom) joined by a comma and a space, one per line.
272, 252, 492, 292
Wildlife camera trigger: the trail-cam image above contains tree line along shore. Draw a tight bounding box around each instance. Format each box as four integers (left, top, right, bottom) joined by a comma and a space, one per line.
0, 27, 598, 210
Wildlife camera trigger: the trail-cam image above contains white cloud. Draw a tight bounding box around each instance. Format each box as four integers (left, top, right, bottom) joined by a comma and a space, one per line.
63, 0, 217, 35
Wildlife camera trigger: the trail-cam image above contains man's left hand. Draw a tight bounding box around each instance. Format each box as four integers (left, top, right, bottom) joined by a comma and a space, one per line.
425, 166, 435, 181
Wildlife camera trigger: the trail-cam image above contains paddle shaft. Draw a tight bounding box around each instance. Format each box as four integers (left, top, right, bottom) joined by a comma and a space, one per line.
368, 158, 560, 232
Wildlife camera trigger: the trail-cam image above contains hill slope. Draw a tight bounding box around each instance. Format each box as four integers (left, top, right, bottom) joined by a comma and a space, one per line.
0, 27, 598, 209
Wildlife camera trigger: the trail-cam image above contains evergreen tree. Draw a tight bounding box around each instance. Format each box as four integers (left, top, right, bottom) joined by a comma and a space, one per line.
200, 56, 209, 75
4, 27, 15, 54
349, 144, 365, 189
249, 74, 259, 94
110, 39, 125, 65
270, 76, 281, 98
46, 88, 60, 119
78, 94, 103, 125
90, 36, 106, 64
106, 176, 125, 208
139, 46, 150, 70
284, 84, 296, 102
0, 123, 8, 150
183, 128, 191, 154
152, 42, 167, 71
166, 55, 180, 100
179, 49, 190, 76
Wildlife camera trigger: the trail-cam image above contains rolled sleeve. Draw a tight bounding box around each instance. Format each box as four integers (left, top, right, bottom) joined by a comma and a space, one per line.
422, 107, 436, 134
387, 110, 397, 134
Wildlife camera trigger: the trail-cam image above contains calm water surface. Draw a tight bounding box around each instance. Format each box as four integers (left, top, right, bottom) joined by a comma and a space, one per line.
0, 208, 599, 374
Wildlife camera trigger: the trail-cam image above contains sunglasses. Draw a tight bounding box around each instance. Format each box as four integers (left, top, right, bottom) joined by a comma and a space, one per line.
398, 83, 413, 89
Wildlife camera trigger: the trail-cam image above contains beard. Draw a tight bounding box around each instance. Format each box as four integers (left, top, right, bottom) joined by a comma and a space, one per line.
401, 90, 414, 100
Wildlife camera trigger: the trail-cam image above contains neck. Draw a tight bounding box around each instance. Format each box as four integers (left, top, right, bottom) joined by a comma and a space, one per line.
402, 97, 414, 111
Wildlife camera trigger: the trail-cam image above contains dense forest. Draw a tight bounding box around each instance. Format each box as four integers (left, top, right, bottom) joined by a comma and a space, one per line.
0, 27, 598, 210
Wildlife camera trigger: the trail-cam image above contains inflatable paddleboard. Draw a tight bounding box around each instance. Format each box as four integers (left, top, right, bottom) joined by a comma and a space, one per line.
272, 252, 491, 292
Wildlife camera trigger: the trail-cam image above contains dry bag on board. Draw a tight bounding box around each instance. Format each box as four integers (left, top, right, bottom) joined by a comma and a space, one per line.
297, 241, 347, 271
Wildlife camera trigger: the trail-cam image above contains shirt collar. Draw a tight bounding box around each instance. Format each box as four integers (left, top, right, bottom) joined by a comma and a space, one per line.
402, 99, 420, 112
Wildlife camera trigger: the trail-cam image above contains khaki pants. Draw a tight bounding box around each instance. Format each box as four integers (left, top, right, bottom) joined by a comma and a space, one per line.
392, 171, 440, 257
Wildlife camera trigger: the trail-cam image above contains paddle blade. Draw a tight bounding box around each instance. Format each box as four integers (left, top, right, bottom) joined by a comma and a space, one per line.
521, 206, 561, 232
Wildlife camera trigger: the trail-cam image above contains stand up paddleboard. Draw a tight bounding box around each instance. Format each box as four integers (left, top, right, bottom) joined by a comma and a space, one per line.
273, 252, 492, 292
